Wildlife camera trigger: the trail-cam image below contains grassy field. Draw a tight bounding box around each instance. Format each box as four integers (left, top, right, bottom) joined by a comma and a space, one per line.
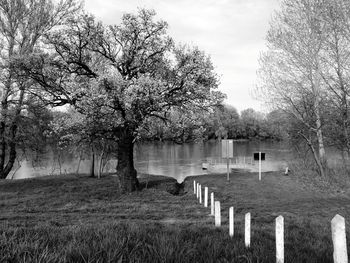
0, 171, 349, 262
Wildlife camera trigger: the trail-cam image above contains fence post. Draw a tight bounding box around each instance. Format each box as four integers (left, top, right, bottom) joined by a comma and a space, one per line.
215, 201, 221, 227
229, 207, 234, 237
332, 214, 348, 263
196, 183, 199, 199
276, 215, 284, 263
211, 192, 214, 216
199, 184, 202, 204
245, 212, 251, 247
193, 180, 196, 194
204, 187, 208, 207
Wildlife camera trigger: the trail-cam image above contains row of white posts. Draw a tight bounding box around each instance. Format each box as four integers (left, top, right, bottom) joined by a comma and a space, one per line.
193, 180, 348, 263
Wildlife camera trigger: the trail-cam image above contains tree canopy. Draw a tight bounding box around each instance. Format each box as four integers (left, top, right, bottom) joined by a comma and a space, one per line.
18, 9, 225, 191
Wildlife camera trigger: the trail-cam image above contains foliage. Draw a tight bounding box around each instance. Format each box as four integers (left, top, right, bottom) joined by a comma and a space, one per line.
139, 105, 288, 143
18, 9, 225, 191
257, 0, 350, 176
0, 0, 80, 178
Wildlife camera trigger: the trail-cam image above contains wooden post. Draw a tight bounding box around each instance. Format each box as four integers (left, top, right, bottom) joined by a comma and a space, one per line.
229, 207, 234, 237
276, 215, 284, 263
332, 214, 348, 263
215, 201, 221, 227
199, 184, 202, 204
259, 152, 261, 181
245, 212, 251, 247
210, 192, 214, 216
204, 187, 208, 207
196, 183, 199, 199
193, 180, 196, 194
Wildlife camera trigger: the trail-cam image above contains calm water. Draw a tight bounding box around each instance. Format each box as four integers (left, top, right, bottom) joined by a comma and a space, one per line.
11, 140, 292, 182
134, 140, 292, 182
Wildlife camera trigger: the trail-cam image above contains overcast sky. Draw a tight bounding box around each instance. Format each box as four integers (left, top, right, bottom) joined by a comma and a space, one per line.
84, 0, 280, 113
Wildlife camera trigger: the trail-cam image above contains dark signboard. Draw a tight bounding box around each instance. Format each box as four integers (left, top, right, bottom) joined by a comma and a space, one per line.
253, 152, 265, 161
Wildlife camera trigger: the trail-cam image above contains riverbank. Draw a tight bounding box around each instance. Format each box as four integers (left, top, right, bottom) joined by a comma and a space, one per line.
0, 172, 349, 262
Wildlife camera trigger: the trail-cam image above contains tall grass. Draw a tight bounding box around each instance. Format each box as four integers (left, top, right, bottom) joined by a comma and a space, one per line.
0, 173, 345, 262
289, 154, 350, 193
0, 221, 334, 262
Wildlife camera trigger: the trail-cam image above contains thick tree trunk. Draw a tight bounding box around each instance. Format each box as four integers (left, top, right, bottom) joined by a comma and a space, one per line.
0, 122, 6, 177
3, 123, 18, 177
116, 131, 139, 192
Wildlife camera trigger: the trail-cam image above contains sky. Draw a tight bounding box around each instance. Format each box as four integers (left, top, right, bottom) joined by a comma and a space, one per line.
83, 0, 280, 113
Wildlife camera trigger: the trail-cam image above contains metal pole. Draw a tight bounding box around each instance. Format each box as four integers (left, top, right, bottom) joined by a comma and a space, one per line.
227, 140, 229, 181
259, 151, 261, 181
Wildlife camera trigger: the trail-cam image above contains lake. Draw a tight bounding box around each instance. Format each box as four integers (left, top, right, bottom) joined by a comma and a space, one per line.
11, 140, 292, 182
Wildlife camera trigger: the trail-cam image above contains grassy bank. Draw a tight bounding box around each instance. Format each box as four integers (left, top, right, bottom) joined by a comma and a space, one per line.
0, 172, 349, 262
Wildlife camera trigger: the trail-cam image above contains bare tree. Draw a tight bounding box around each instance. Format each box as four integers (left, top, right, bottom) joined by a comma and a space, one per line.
259, 0, 328, 176
258, 0, 330, 176
318, 0, 350, 160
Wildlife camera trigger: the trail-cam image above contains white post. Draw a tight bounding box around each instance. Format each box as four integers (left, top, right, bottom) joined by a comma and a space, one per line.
229, 206, 234, 237
259, 152, 262, 181
285, 167, 289, 175
210, 192, 214, 216
199, 184, 202, 204
193, 180, 196, 194
204, 187, 208, 207
332, 214, 348, 263
276, 215, 284, 263
215, 201, 221, 227
196, 183, 199, 199
245, 212, 251, 247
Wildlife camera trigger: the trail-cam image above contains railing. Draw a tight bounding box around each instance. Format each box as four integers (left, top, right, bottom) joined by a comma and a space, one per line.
206, 156, 254, 166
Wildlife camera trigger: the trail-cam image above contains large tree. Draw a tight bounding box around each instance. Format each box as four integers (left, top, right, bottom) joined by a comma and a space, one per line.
0, 0, 80, 179
20, 9, 225, 192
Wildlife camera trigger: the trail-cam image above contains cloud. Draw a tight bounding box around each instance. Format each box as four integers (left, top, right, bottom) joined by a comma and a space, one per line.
84, 0, 279, 111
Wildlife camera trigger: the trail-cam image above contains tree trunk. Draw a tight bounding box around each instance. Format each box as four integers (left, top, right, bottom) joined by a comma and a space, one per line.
0, 122, 6, 177
315, 113, 326, 165
116, 131, 139, 192
299, 131, 326, 177
98, 148, 104, 179
314, 66, 327, 168
1, 123, 18, 178
90, 145, 95, 177
76, 151, 82, 175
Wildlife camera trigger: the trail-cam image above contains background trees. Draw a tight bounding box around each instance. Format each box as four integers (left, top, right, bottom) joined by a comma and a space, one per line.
258, 0, 350, 177
0, 0, 80, 179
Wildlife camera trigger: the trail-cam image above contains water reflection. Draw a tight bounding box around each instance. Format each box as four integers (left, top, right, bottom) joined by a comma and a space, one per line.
11, 140, 291, 182
134, 140, 291, 182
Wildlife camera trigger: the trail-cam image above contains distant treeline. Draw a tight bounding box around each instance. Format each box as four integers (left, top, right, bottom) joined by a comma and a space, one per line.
138, 104, 288, 143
